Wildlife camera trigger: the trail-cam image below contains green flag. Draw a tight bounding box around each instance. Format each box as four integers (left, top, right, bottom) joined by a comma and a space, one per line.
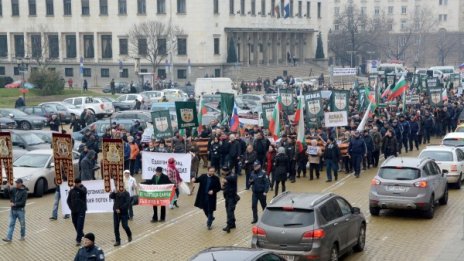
330, 90, 349, 112
305, 91, 323, 121
220, 93, 234, 122
151, 110, 173, 139
280, 88, 295, 113
175, 101, 199, 129
261, 102, 276, 128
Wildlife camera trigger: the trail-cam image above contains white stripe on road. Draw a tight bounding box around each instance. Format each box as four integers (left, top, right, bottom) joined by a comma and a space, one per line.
0, 202, 35, 213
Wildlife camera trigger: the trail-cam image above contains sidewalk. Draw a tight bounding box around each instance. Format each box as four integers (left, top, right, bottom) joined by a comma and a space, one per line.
434, 227, 464, 261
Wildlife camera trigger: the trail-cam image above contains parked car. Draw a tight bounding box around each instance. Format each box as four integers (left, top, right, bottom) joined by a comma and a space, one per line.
63, 96, 114, 118
5, 130, 51, 151
26, 130, 59, 144
239, 94, 266, 104
251, 192, 366, 261
419, 146, 464, 189
17, 105, 65, 123
112, 110, 152, 124
0, 149, 80, 197
102, 81, 130, 94
73, 119, 148, 142
112, 94, 152, 111
162, 89, 189, 102
441, 132, 464, 147
0, 76, 13, 88
0, 117, 17, 129
369, 156, 448, 219
0, 108, 47, 130
141, 91, 164, 103
189, 247, 286, 261
177, 85, 195, 97
38, 102, 84, 122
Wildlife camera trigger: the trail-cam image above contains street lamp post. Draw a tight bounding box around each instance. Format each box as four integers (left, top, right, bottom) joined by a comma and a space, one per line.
346, 51, 356, 68
17, 56, 30, 103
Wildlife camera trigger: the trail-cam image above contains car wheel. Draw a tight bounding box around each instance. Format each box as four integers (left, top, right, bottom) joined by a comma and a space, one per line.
439, 187, 448, 205
329, 244, 339, 261
34, 178, 48, 197
353, 224, 366, 252
424, 195, 435, 219
369, 206, 380, 216
20, 121, 32, 130
456, 174, 462, 189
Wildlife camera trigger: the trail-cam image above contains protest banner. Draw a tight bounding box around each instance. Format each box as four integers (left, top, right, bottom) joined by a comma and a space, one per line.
138, 184, 175, 207
0, 132, 13, 186
261, 102, 276, 128
324, 111, 348, 127
280, 88, 294, 113
332, 67, 357, 76
175, 101, 199, 129
151, 110, 173, 139
52, 133, 73, 186
60, 180, 114, 215
101, 139, 124, 192
141, 151, 191, 181
305, 91, 323, 120
330, 90, 349, 112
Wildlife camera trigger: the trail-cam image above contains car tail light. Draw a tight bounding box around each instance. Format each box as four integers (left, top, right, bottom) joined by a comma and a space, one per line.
450, 165, 457, 172
414, 181, 427, 188
371, 178, 381, 186
252, 226, 266, 237
302, 229, 325, 239
282, 206, 294, 211
100, 104, 104, 109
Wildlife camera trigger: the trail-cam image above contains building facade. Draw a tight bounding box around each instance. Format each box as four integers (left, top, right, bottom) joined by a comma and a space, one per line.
0, 0, 328, 87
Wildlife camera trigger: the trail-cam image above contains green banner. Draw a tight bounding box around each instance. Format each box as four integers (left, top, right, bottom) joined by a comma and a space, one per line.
220, 93, 234, 121
428, 87, 443, 106
358, 88, 367, 111
330, 90, 349, 112
280, 88, 295, 113
426, 77, 439, 89
175, 101, 199, 129
138, 184, 175, 207
151, 110, 173, 139
261, 102, 276, 128
305, 91, 323, 121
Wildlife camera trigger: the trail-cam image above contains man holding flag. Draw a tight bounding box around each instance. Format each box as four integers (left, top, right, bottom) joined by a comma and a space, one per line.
295, 88, 307, 179
269, 95, 282, 141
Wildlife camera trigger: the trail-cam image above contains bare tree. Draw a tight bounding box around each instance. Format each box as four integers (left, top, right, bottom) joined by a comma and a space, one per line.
435, 29, 460, 66
408, 7, 438, 67
25, 24, 56, 69
128, 20, 183, 74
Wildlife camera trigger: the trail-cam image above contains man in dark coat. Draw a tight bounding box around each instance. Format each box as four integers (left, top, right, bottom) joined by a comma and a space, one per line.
409, 117, 420, 151
228, 134, 241, 175
285, 137, 296, 182
253, 132, 270, 166
370, 127, 382, 167
423, 112, 434, 144
362, 130, 374, 170
250, 161, 270, 224
220, 166, 238, 233
348, 131, 366, 178
2, 178, 28, 242
67, 178, 87, 246
14, 96, 25, 108
109, 187, 132, 246
399, 115, 410, 153
324, 138, 340, 182
144, 167, 171, 222
49, 114, 61, 132
79, 150, 96, 181
391, 120, 403, 154
382, 129, 398, 158
192, 167, 221, 230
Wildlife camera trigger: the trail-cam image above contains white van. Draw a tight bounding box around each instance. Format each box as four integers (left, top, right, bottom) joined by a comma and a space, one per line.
194, 78, 237, 97
416, 68, 443, 78
377, 63, 405, 77
429, 66, 455, 78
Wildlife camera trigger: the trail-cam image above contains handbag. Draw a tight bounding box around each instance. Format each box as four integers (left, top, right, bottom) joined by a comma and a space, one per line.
131, 195, 139, 206
179, 182, 191, 195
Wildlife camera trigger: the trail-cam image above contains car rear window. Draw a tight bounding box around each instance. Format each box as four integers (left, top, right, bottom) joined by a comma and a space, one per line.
379, 167, 420, 180
261, 208, 314, 228
420, 151, 453, 161
443, 138, 464, 147
455, 127, 464, 132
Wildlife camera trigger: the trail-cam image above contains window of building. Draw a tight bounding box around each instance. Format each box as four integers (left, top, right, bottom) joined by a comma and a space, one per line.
213, 0, 219, 14
0, 66, 5, 75
83, 35, 94, 58
306, 1, 310, 18
63, 0, 72, 15
317, 2, 321, 18
360, 6, 366, 16
388, 6, 393, 14
261, 0, 266, 16
46, 0, 54, 15
297, 1, 302, 17
251, 0, 256, 15
0, 0, 2, 16
0, 35, 7, 57
138, 38, 147, 56
388, 22, 393, 31
119, 38, 128, 55
120, 68, 128, 78
140, 68, 147, 73
177, 69, 187, 79
137, 0, 146, 15
214, 68, 221, 77
11, 0, 19, 16
401, 6, 407, 14
240, 0, 245, 15
31, 35, 42, 58
83, 68, 91, 77
229, 0, 234, 14
290, 0, 293, 17
28, 0, 36, 15
177, 0, 186, 14
214, 38, 220, 55
65, 35, 76, 58
439, 0, 448, 5
101, 68, 110, 78
439, 14, 448, 22
334, 7, 339, 16
177, 38, 187, 55
48, 35, 59, 58
374, 6, 380, 15
81, 0, 89, 15
99, 0, 107, 15
158, 38, 166, 55
14, 67, 20, 75
65, 68, 73, 77
118, 0, 127, 15
158, 68, 166, 79
101, 35, 112, 59
14, 35, 24, 58
157, 0, 166, 14
400, 20, 406, 30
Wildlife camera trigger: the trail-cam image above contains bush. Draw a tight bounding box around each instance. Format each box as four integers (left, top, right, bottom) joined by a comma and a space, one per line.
29, 68, 65, 96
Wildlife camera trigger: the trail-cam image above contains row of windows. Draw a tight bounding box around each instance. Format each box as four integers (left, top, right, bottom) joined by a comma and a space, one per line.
334, 5, 409, 17
227, 0, 321, 18
0, 34, 221, 59
0, 0, 185, 17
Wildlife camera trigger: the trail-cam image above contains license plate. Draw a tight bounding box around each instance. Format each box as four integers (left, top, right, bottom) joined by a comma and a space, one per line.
386, 186, 407, 192
281, 255, 295, 261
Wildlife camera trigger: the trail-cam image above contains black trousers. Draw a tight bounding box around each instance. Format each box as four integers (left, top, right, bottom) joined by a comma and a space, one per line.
252, 192, 267, 221
210, 157, 220, 172
152, 206, 166, 221
113, 212, 131, 243
409, 135, 419, 151
225, 196, 237, 227
288, 160, 296, 181
309, 163, 320, 179
71, 211, 86, 243
372, 150, 380, 167
274, 180, 286, 197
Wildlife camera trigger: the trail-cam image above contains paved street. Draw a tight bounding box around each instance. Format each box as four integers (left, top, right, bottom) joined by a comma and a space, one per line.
1, 138, 464, 260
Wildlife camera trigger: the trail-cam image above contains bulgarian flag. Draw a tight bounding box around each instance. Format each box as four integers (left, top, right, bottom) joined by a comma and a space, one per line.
381, 84, 391, 98
197, 96, 207, 133
295, 95, 306, 152
269, 96, 282, 141
443, 89, 448, 101
387, 76, 408, 101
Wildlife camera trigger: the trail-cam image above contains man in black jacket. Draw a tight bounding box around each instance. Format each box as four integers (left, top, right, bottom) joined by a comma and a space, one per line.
253, 132, 270, 166
109, 188, 132, 246
250, 161, 270, 224
145, 167, 171, 222
228, 134, 241, 175
67, 178, 88, 246
2, 178, 28, 242
192, 167, 222, 230
220, 167, 238, 233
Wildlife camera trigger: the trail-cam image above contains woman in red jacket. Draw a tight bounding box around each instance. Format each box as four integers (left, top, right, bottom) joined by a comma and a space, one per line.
265, 145, 276, 190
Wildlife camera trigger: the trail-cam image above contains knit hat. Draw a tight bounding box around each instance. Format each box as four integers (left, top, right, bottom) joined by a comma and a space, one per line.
84, 233, 95, 242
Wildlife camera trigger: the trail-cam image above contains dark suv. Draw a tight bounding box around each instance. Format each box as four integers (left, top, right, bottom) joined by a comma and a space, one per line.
251, 192, 366, 261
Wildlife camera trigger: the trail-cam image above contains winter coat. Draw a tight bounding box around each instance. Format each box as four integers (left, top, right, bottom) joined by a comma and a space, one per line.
363, 135, 374, 152
265, 150, 276, 176
4, 185, 28, 210
74, 245, 105, 261
348, 137, 366, 156
324, 143, 341, 162
285, 143, 296, 161
222, 174, 237, 198
109, 190, 131, 213
129, 143, 140, 160
208, 141, 221, 160
243, 150, 257, 173
371, 132, 382, 152
307, 145, 322, 164
400, 120, 411, 137
273, 152, 289, 182
250, 169, 270, 193
409, 121, 419, 136
67, 184, 87, 213
228, 140, 241, 159
79, 150, 96, 180
253, 138, 270, 159
194, 174, 221, 211
144, 173, 171, 185
382, 136, 398, 157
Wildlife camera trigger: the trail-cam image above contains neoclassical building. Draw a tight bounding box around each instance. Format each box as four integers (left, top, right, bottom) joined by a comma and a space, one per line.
0, 0, 328, 86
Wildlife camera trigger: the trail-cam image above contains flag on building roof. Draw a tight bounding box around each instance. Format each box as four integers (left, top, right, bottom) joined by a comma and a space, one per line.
295, 94, 306, 152
229, 103, 240, 132
443, 89, 448, 101
284, 0, 291, 18
387, 76, 408, 101
197, 96, 207, 134
269, 96, 282, 141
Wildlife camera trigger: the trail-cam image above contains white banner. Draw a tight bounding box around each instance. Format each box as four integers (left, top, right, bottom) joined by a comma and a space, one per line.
333, 67, 357, 76
324, 111, 348, 127
141, 151, 191, 181
60, 180, 115, 215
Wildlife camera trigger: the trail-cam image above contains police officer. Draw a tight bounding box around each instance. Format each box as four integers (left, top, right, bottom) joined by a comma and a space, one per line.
221, 166, 238, 233
348, 131, 366, 178
250, 161, 270, 224
74, 233, 105, 261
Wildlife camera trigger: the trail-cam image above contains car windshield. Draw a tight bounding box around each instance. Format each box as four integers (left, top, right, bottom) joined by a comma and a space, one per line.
145, 92, 161, 98
261, 208, 314, 228
419, 151, 453, 162
379, 167, 420, 180
443, 138, 464, 147
21, 133, 46, 145
14, 154, 50, 168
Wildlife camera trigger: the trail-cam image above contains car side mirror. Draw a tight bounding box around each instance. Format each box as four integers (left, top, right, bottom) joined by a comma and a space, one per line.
442, 169, 449, 177
49, 162, 55, 168
9, 113, 14, 119
352, 207, 361, 214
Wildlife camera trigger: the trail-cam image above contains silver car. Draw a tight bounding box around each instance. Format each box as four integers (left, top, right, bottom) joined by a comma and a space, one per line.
369, 157, 448, 219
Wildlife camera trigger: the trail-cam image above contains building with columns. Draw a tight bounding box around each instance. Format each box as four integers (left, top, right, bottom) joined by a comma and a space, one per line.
0, 0, 328, 87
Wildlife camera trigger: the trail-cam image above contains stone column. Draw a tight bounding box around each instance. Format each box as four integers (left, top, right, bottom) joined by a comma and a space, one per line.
271, 33, 277, 64
242, 32, 249, 66
263, 32, 269, 65
253, 32, 259, 65
281, 32, 287, 65
299, 34, 305, 64
23, 32, 28, 58
94, 32, 99, 63
75, 32, 81, 62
